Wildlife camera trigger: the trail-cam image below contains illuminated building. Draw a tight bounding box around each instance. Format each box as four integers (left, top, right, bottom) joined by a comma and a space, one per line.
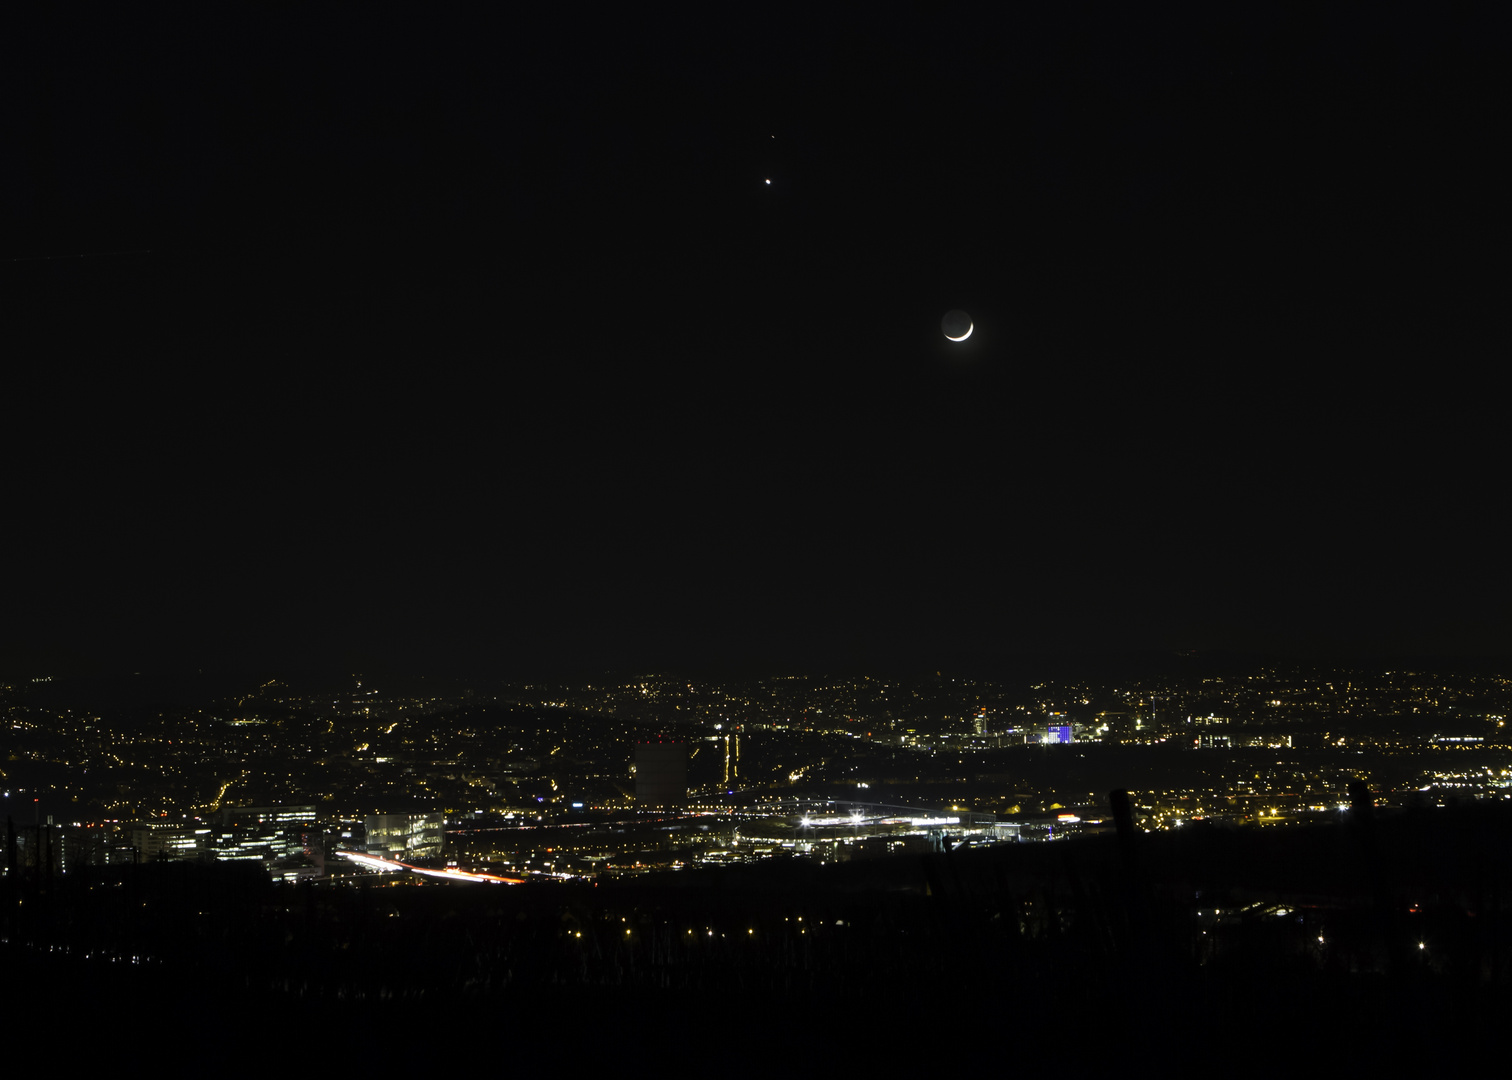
364, 813, 445, 859
635, 741, 687, 805
124, 821, 207, 862
213, 804, 316, 829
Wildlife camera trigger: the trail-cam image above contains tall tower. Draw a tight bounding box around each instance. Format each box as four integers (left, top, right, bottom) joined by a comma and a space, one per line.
722, 732, 741, 789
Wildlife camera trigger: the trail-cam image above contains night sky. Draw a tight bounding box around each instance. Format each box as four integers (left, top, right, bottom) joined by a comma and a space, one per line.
6, 4, 1508, 680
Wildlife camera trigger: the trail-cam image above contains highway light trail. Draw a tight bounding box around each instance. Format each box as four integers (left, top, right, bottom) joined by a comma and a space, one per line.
335, 850, 525, 883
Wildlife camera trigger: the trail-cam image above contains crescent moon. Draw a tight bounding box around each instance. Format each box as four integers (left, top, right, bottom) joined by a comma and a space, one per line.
946, 321, 973, 342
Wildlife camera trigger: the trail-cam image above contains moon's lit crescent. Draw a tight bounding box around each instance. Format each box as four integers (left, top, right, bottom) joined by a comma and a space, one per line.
941, 309, 973, 341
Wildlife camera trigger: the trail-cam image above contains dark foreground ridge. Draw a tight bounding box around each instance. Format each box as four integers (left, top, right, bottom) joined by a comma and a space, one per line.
6, 796, 1510, 1067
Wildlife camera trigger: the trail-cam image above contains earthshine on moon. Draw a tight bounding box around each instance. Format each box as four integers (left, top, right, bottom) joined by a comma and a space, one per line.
942, 310, 973, 341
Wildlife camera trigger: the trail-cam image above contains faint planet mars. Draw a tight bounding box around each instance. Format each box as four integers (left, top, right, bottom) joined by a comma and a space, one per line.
941, 310, 973, 341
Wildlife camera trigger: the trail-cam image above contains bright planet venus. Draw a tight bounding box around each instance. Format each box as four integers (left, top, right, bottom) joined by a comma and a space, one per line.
942, 309, 973, 341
